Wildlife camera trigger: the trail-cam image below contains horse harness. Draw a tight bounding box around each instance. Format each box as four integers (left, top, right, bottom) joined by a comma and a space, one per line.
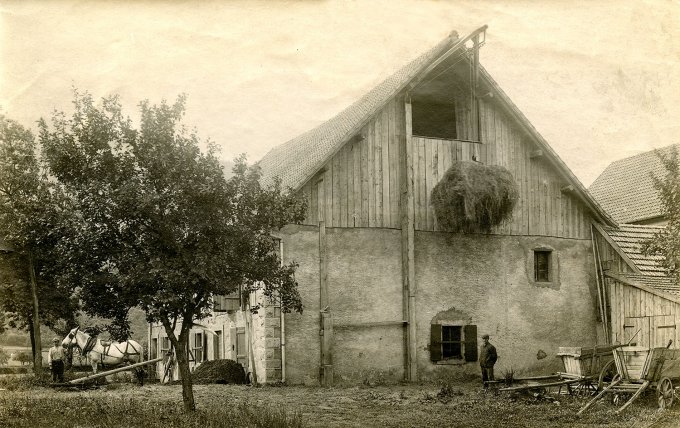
68, 327, 141, 367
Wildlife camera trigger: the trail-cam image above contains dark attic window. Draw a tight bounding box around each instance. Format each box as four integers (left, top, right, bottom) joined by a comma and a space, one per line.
411, 100, 457, 139
534, 250, 552, 282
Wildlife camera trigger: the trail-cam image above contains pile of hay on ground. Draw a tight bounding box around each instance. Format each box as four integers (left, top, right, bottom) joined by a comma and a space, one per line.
192, 359, 246, 384
431, 161, 519, 233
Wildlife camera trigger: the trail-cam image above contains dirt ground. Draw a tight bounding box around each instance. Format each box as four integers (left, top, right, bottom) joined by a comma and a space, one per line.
3, 379, 680, 428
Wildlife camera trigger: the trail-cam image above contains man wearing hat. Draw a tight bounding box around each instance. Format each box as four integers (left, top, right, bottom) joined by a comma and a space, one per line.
479, 334, 497, 388
48, 337, 65, 383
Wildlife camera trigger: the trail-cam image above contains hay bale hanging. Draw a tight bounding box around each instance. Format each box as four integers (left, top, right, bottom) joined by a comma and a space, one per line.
431, 161, 519, 233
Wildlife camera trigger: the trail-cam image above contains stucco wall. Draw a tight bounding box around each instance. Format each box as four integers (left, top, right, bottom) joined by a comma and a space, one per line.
415, 231, 597, 380
280, 224, 598, 384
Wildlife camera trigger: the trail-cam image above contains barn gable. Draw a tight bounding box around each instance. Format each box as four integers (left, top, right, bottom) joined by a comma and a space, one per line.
259, 26, 615, 237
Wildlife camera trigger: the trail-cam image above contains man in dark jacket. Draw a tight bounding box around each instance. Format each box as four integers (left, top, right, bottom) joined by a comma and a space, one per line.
479, 334, 497, 388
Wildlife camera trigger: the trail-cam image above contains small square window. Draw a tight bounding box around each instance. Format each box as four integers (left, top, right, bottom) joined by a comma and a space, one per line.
534, 250, 551, 282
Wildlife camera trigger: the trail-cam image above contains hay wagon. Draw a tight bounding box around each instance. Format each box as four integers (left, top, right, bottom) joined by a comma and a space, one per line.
498, 345, 616, 395
578, 345, 680, 415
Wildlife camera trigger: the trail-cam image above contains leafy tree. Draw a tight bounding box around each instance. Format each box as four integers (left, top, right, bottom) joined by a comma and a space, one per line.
642, 145, 680, 285
40, 92, 306, 411
0, 115, 79, 373
0, 347, 8, 365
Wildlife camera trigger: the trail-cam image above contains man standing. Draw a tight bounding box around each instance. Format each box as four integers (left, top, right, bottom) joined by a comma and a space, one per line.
48, 337, 65, 383
479, 334, 497, 388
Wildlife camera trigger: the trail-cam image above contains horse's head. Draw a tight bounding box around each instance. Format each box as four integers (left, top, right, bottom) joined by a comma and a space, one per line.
62, 326, 80, 349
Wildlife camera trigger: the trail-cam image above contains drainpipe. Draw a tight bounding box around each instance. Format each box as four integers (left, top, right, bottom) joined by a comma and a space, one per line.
279, 239, 286, 382
147, 321, 152, 361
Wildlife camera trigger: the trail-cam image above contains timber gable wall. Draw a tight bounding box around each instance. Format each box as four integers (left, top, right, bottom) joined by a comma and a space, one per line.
297, 94, 594, 239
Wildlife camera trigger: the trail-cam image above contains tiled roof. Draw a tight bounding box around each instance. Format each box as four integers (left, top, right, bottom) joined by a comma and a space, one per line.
589, 144, 679, 224
258, 31, 460, 190
621, 273, 680, 296
603, 224, 667, 276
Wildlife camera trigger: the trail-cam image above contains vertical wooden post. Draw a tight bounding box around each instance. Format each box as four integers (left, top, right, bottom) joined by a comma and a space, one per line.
402, 97, 417, 381
319, 221, 333, 386
28, 251, 42, 374
471, 33, 481, 161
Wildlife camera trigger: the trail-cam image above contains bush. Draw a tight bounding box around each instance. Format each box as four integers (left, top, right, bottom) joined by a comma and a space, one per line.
431, 161, 519, 233
191, 359, 246, 385
15, 352, 33, 365
0, 372, 51, 390
0, 367, 30, 375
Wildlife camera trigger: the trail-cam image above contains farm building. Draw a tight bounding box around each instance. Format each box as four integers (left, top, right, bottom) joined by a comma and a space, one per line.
149, 26, 670, 385
592, 223, 679, 349
589, 144, 679, 226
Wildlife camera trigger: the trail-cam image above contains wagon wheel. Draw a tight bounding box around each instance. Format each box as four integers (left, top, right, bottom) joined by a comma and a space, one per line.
657, 377, 674, 409
573, 381, 596, 397
598, 360, 617, 391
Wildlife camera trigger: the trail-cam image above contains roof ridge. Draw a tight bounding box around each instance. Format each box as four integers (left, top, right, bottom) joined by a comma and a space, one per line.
605, 143, 680, 167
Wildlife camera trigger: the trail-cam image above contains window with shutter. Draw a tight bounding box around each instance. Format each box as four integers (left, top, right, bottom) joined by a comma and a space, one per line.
463, 325, 478, 362
430, 323, 478, 364
193, 332, 203, 363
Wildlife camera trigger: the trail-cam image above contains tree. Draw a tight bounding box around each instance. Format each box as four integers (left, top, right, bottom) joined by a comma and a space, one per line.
0, 347, 8, 365
40, 92, 306, 411
0, 115, 79, 374
642, 145, 680, 285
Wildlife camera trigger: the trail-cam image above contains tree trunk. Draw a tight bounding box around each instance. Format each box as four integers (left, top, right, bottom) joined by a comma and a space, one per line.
28, 252, 42, 375
175, 331, 196, 412
28, 317, 35, 360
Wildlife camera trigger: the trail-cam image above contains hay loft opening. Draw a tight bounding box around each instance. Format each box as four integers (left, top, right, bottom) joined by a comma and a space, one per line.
431, 161, 519, 233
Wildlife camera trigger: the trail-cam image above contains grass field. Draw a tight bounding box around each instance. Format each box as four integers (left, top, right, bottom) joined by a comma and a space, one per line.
0, 376, 679, 427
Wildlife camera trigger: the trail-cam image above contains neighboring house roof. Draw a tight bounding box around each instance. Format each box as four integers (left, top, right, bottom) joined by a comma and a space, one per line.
589, 144, 679, 224
258, 27, 615, 226
621, 273, 679, 296
603, 224, 667, 277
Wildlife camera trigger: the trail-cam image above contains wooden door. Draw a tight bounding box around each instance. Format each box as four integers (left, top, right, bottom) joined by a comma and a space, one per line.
623, 317, 650, 347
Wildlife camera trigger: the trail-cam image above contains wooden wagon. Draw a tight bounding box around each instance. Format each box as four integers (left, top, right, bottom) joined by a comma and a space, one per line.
498, 345, 616, 395
578, 345, 680, 415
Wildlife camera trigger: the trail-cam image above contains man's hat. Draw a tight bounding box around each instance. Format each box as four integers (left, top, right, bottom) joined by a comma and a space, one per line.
53, 337, 60, 342
482, 334, 490, 339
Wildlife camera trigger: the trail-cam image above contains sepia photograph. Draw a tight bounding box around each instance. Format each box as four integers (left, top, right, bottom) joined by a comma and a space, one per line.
1, 1, 679, 427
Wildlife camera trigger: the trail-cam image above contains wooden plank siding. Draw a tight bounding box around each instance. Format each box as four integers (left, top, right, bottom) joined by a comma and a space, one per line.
296, 95, 593, 239
606, 276, 680, 348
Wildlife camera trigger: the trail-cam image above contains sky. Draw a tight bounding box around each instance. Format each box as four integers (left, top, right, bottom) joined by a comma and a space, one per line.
1, 0, 679, 186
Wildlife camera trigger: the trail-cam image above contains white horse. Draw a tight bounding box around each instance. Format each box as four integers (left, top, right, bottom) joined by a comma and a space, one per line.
61, 327, 143, 378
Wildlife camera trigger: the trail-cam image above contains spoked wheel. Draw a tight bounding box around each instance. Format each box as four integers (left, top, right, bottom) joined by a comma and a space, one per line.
657, 377, 674, 409
598, 360, 617, 391
573, 382, 597, 397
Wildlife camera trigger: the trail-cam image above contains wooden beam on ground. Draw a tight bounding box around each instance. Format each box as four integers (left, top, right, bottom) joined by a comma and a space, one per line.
68, 357, 164, 385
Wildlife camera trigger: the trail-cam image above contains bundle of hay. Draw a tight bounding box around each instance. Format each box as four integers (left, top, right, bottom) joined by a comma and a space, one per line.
431, 161, 519, 233
192, 359, 246, 384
